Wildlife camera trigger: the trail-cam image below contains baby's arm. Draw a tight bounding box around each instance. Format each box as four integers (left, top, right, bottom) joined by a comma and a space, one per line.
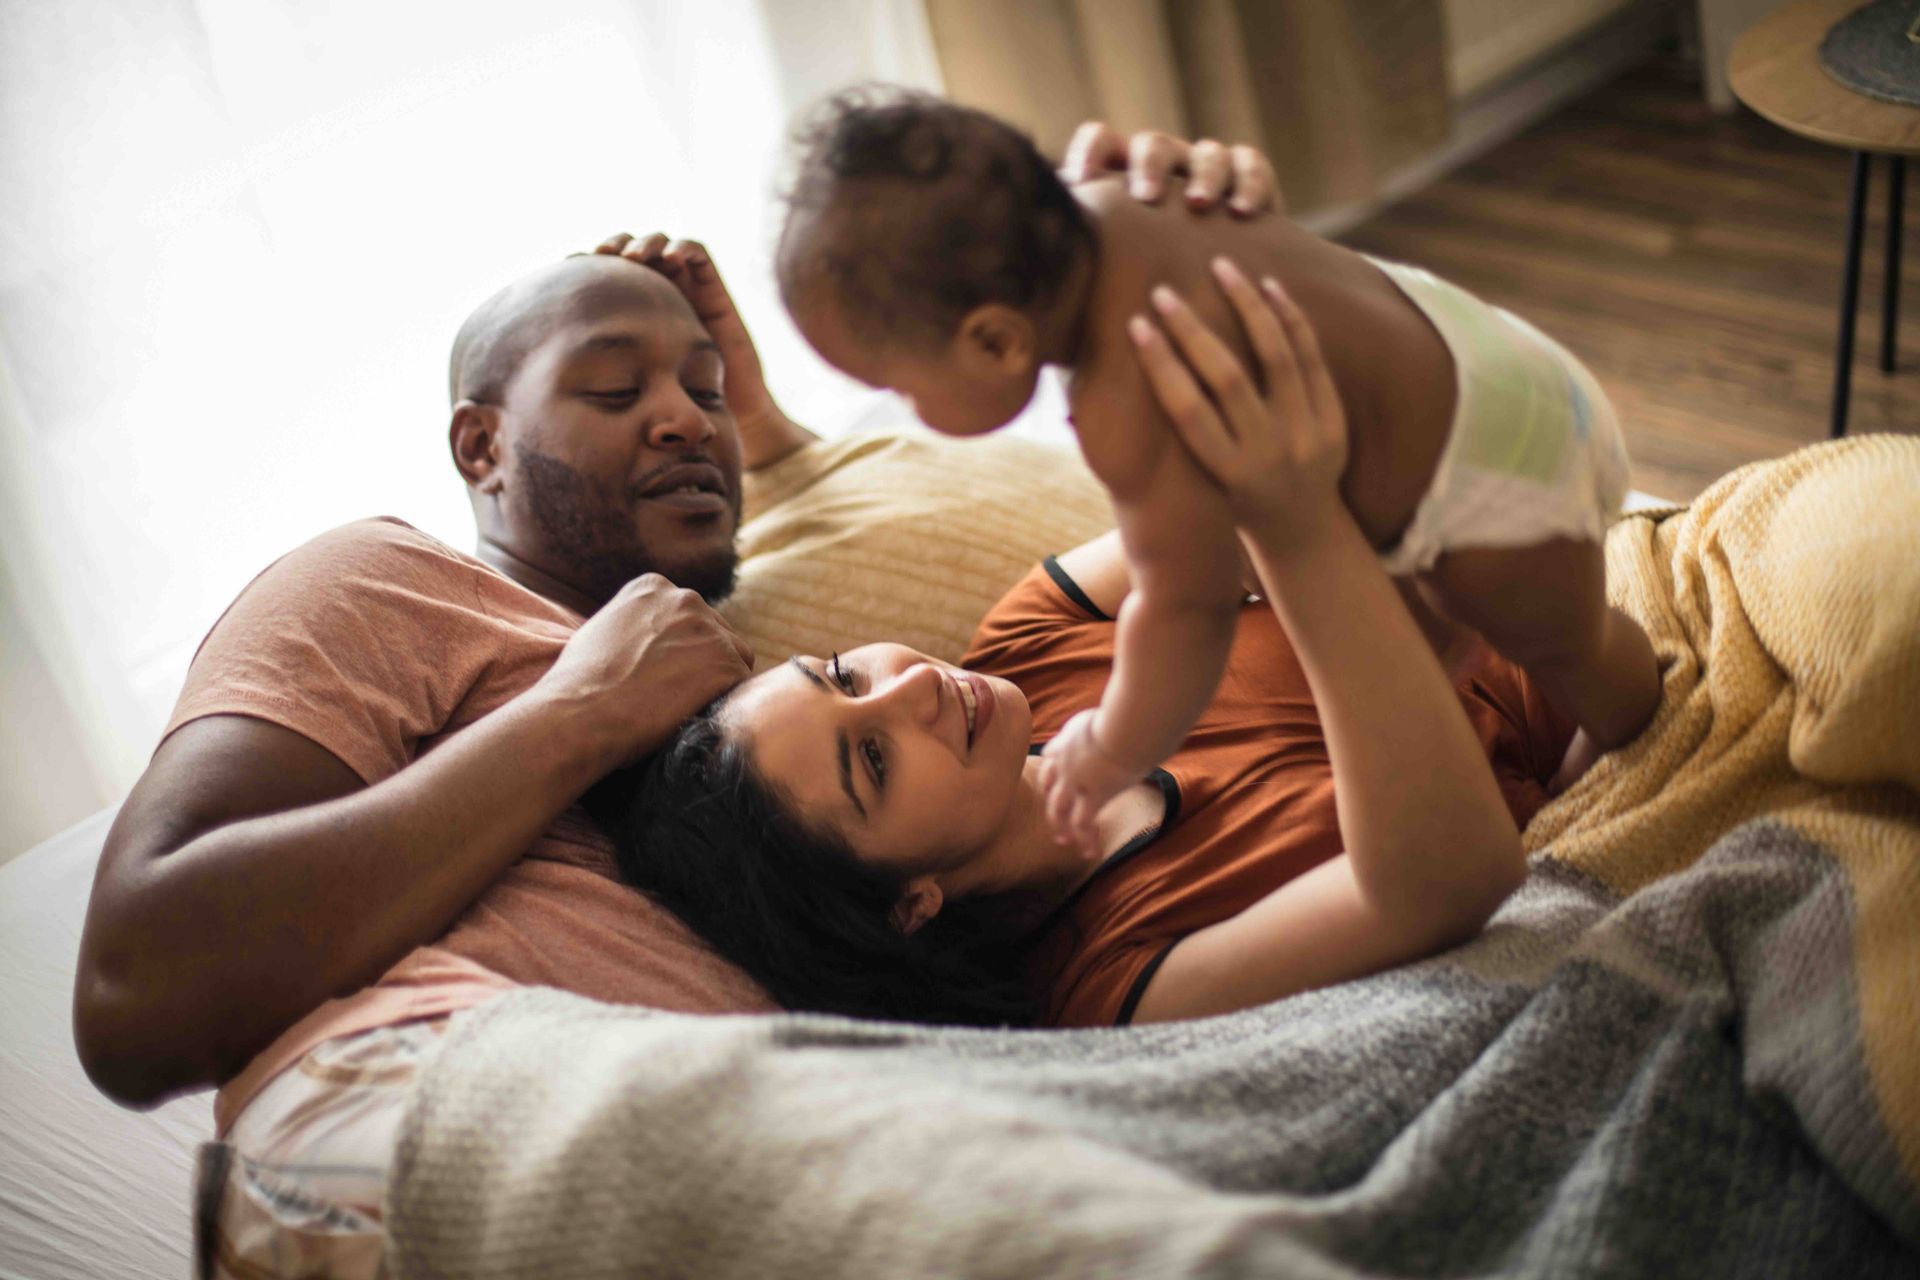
1041, 384, 1243, 852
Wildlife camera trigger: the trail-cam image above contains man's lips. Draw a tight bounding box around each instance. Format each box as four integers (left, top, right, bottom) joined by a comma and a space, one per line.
635, 462, 729, 513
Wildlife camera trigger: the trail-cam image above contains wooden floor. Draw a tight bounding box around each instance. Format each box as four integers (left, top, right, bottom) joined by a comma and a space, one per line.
1340, 58, 1920, 501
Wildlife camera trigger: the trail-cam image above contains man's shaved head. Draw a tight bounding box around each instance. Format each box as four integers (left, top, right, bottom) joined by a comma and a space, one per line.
449, 253, 690, 407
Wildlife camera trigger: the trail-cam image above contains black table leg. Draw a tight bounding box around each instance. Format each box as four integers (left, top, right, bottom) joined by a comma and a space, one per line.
1834, 151, 1870, 440
1882, 155, 1904, 375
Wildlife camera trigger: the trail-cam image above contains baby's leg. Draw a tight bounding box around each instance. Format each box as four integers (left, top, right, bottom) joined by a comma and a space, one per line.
1420, 537, 1659, 752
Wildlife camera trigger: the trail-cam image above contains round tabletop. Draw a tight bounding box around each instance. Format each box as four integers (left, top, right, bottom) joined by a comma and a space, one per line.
1731, 0, 1920, 154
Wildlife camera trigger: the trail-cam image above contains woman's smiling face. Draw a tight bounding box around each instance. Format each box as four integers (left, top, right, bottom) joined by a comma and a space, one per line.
721, 643, 1036, 880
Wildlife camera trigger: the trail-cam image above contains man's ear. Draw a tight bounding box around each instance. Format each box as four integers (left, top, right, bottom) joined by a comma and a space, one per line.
954, 304, 1038, 377
890, 876, 945, 937
449, 400, 505, 494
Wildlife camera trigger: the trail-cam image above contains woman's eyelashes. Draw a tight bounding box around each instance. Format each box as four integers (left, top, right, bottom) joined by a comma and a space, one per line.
828, 654, 887, 791
829, 651, 856, 693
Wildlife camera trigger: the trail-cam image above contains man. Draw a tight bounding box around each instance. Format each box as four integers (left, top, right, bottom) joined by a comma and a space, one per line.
74, 126, 1275, 1116
75, 245, 779, 1120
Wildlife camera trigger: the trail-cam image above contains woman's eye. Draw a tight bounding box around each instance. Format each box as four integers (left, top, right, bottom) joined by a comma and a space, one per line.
587, 389, 639, 406
687, 387, 725, 408
862, 740, 886, 788
829, 653, 856, 693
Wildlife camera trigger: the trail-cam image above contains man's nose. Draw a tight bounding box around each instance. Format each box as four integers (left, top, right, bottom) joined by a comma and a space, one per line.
645, 397, 716, 451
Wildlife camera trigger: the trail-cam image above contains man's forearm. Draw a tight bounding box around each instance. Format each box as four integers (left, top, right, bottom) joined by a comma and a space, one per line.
78, 689, 622, 1104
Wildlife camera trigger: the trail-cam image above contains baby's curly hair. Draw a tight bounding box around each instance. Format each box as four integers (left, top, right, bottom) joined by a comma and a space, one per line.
777, 87, 1095, 347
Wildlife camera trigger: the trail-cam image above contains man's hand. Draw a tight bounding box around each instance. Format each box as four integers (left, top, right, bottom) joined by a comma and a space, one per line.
592, 233, 816, 469
1060, 123, 1282, 217
537, 573, 755, 770
76, 574, 754, 1107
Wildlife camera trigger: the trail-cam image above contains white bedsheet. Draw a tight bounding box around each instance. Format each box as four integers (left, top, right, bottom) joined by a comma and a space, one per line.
0, 808, 211, 1280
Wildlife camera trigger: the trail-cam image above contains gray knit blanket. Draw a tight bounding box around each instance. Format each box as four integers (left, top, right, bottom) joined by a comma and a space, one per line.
387, 439, 1920, 1278
385, 828, 1914, 1278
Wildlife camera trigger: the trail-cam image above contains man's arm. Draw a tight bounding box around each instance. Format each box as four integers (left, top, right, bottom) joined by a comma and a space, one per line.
75, 574, 752, 1107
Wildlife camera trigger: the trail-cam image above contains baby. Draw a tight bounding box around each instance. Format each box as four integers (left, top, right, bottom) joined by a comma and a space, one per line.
776, 89, 1660, 847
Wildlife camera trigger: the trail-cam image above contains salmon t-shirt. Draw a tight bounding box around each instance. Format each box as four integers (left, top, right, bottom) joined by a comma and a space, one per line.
164, 518, 776, 1133
961, 559, 1575, 1029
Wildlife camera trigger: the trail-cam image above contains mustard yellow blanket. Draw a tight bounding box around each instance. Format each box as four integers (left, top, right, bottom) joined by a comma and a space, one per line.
1528, 432, 1920, 1229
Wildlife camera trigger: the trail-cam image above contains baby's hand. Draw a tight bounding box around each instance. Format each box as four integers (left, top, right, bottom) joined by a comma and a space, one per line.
1130, 258, 1350, 552
1040, 710, 1140, 858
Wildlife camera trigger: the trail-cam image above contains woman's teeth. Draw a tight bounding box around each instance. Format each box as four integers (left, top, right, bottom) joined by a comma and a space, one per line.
958, 676, 977, 738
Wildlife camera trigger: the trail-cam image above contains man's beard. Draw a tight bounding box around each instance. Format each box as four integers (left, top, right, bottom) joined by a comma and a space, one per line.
515, 445, 739, 606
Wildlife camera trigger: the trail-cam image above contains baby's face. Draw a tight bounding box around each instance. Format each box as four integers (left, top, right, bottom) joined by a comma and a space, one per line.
793, 292, 1037, 437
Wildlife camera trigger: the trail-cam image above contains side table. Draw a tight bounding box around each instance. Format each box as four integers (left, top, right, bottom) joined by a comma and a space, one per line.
1730, 0, 1920, 437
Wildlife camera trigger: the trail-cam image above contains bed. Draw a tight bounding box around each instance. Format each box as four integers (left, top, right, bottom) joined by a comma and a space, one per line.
2, 421, 1912, 1278
0, 807, 211, 1280
0, 419, 1123, 1280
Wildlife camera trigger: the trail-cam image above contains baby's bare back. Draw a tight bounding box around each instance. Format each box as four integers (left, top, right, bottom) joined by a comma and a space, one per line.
1068, 179, 1457, 549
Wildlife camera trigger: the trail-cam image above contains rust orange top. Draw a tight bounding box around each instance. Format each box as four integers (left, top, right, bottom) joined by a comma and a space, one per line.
964, 559, 1574, 1028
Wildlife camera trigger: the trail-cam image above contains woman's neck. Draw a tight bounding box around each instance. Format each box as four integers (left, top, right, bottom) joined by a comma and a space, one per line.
964, 755, 1168, 916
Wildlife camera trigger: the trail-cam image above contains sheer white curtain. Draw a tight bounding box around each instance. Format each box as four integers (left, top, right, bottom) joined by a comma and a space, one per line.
0, 0, 945, 857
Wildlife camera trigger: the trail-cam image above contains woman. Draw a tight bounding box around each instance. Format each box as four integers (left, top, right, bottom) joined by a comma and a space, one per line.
597, 265, 1575, 1030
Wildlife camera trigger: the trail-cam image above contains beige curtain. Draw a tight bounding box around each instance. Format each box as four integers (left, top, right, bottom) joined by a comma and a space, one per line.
922, 0, 1451, 216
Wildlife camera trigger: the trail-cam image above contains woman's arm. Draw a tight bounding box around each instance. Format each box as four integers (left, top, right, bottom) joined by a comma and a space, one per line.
1124, 260, 1523, 1023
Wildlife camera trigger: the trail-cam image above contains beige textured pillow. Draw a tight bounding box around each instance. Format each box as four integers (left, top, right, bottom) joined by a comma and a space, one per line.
722, 429, 1114, 669
1725, 434, 1920, 793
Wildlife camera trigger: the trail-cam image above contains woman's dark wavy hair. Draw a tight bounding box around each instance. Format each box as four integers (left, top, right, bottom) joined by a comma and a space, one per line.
777, 85, 1096, 347
585, 702, 1040, 1028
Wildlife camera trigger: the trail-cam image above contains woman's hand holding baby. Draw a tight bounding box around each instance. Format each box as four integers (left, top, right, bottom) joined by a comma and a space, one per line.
1061, 122, 1281, 217
1122, 257, 1526, 988
1128, 258, 1349, 559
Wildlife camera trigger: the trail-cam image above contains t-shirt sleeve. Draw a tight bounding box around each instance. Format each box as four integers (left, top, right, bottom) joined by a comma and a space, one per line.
962, 558, 1116, 743
162, 518, 504, 785
1459, 653, 1580, 829
1044, 935, 1178, 1028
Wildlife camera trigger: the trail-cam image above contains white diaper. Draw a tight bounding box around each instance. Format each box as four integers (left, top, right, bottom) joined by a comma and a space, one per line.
1369, 257, 1631, 577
